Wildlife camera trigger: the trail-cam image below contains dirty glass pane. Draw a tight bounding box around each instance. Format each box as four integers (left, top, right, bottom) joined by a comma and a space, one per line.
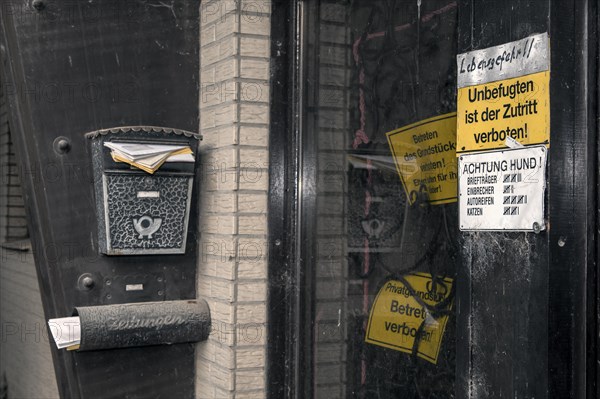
304, 1, 459, 397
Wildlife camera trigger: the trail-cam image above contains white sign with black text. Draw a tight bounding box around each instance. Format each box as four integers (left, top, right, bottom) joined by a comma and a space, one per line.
458, 146, 547, 231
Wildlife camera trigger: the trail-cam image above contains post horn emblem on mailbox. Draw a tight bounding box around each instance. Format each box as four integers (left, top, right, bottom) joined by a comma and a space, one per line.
133, 216, 163, 239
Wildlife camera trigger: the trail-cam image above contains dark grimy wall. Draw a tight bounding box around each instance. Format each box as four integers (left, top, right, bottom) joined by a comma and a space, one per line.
456, 1, 597, 398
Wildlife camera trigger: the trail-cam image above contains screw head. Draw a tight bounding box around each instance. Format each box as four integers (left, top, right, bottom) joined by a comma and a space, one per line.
57, 139, 69, 151
78, 273, 95, 291
32, 0, 45, 11
53, 136, 71, 154
82, 276, 94, 288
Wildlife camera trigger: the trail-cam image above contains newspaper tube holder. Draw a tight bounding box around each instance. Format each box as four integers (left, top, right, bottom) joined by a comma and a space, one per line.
73, 300, 210, 352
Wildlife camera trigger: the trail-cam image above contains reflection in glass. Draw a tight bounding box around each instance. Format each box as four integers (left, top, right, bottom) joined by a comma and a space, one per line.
304, 1, 459, 397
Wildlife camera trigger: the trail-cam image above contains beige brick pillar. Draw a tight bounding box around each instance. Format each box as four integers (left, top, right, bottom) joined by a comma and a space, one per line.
197, 1, 271, 398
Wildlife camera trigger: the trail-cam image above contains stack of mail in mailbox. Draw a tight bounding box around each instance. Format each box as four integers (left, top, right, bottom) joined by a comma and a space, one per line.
104, 142, 195, 174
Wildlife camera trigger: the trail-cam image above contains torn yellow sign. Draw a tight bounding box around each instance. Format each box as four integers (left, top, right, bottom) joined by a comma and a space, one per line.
365, 273, 454, 364
457, 71, 550, 154
386, 113, 458, 205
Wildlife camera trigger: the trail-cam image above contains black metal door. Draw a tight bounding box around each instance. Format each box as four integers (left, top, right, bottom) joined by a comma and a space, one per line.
0, 2, 200, 398
457, 1, 598, 398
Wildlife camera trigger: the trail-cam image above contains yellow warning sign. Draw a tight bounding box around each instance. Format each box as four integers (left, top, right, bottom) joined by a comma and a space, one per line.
457, 71, 550, 154
386, 113, 458, 205
365, 273, 453, 364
